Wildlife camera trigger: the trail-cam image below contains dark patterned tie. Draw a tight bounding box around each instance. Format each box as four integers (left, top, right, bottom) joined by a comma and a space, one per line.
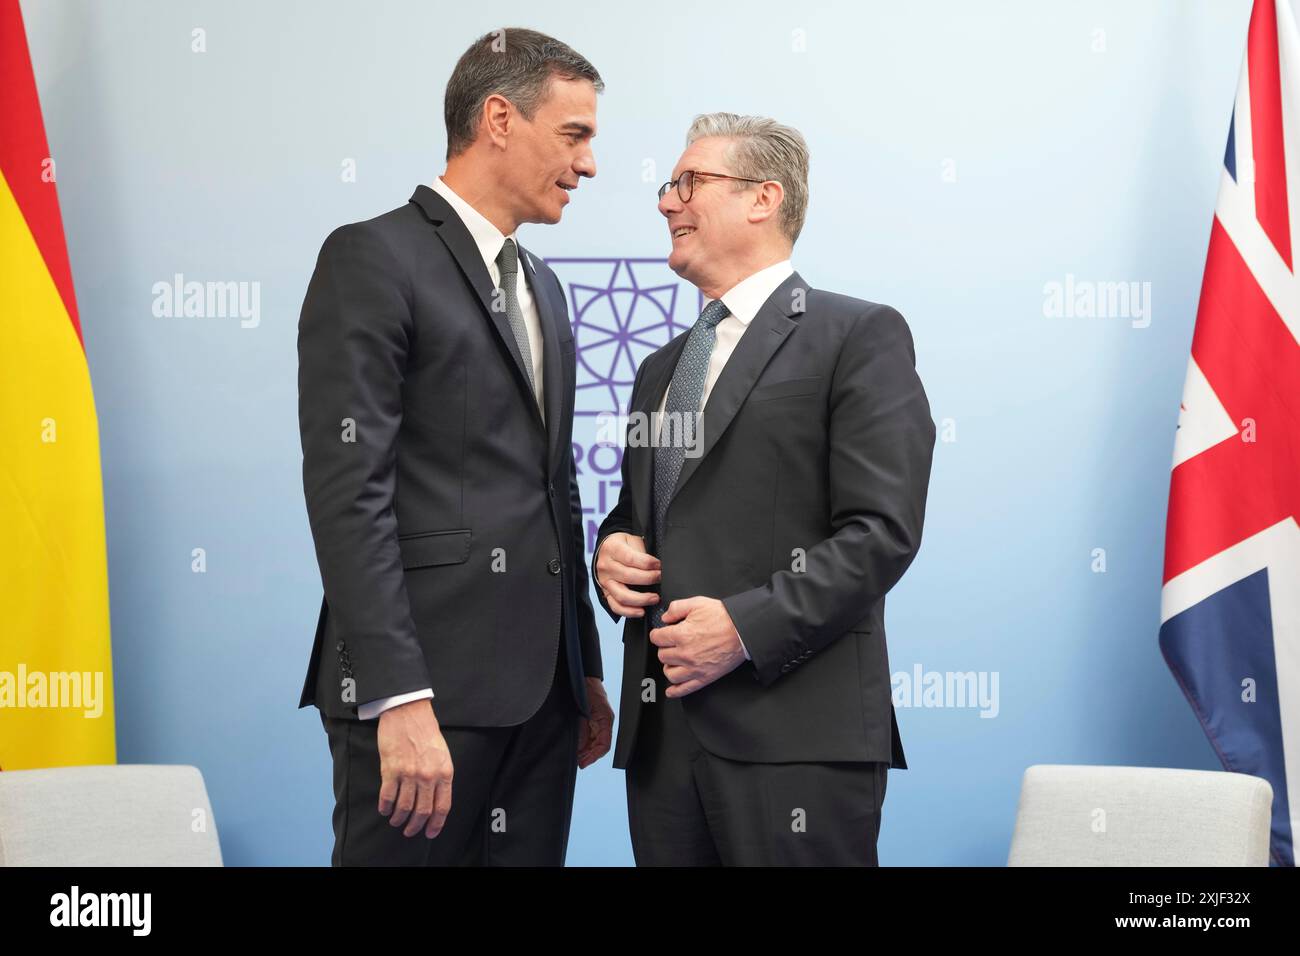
649, 298, 730, 628
495, 238, 537, 402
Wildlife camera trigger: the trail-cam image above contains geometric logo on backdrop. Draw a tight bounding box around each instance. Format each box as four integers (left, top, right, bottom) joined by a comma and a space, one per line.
546, 258, 703, 416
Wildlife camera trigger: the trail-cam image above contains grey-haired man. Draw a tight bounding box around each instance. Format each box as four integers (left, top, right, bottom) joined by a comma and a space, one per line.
594, 114, 936, 865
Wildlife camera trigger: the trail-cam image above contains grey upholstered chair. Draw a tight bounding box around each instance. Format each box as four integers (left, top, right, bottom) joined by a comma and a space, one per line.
1008, 764, 1273, 866
0, 764, 223, 866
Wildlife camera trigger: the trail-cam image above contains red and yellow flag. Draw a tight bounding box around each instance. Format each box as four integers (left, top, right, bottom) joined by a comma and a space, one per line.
0, 0, 114, 768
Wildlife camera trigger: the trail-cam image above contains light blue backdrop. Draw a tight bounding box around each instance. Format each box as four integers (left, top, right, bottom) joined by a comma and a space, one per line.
21, 0, 1255, 865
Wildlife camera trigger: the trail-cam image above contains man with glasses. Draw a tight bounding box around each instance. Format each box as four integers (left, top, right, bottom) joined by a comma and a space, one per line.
592, 113, 936, 865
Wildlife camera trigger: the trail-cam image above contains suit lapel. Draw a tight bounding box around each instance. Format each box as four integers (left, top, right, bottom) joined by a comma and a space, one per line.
410, 185, 543, 429
669, 271, 808, 502
521, 244, 565, 474
628, 334, 687, 541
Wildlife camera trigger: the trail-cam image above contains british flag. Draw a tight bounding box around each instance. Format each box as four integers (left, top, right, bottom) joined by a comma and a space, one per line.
1160, 0, 1300, 867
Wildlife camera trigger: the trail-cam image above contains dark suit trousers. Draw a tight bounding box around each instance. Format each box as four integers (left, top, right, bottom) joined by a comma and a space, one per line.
626, 679, 888, 866
320, 643, 580, 866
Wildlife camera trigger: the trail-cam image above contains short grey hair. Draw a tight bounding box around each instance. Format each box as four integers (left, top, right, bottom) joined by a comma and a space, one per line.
444, 28, 604, 160
686, 112, 810, 244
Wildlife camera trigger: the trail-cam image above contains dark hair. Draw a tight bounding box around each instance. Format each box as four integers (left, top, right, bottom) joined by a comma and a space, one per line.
443, 28, 603, 160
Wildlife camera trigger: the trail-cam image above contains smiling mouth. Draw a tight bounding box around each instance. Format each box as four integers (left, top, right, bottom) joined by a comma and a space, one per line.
672, 226, 696, 239
556, 181, 576, 192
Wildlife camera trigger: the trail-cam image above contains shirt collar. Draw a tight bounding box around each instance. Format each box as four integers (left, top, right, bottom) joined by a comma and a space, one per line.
431, 175, 522, 274
711, 259, 795, 325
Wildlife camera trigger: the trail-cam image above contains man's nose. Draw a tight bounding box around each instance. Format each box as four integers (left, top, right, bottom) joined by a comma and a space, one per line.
658, 187, 680, 218
574, 147, 596, 179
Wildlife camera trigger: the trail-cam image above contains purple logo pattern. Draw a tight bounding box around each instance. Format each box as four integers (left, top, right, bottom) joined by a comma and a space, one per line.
545, 258, 704, 416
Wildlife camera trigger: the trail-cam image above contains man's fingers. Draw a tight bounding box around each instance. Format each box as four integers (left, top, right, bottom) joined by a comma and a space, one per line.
662, 662, 690, 684
657, 645, 687, 666
577, 716, 595, 750
577, 698, 614, 768
594, 534, 662, 620
425, 777, 452, 838
665, 678, 706, 698
403, 778, 435, 837
605, 579, 659, 610
388, 776, 418, 828
613, 542, 661, 570
581, 735, 610, 767
607, 597, 646, 618
607, 561, 661, 586
649, 623, 681, 646
578, 729, 598, 768
661, 597, 701, 624
578, 726, 612, 768
377, 773, 400, 816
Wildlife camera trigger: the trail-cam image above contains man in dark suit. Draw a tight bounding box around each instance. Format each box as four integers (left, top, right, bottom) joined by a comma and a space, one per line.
593, 113, 936, 865
297, 28, 613, 866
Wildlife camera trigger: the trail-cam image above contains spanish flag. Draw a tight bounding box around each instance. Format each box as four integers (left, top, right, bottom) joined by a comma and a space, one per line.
0, 0, 115, 768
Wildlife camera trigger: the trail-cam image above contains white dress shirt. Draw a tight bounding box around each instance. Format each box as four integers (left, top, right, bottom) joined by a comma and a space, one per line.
653, 259, 794, 434
431, 175, 546, 419
356, 177, 546, 721
597, 259, 796, 662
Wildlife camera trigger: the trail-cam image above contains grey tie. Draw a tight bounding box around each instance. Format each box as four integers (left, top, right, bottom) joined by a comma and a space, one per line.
650, 298, 730, 628
495, 238, 537, 402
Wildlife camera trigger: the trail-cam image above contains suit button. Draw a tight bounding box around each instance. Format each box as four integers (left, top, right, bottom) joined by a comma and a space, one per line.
547, 558, 562, 575
547, 482, 556, 498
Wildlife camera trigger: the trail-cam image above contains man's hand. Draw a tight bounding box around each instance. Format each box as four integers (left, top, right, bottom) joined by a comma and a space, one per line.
577, 677, 614, 768
376, 698, 454, 838
650, 597, 746, 697
594, 532, 661, 617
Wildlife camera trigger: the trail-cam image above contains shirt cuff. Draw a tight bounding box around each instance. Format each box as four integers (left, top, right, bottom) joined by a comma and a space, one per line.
357, 688, 434, 720
592, 537, 606, 590
737, 630, 751, 661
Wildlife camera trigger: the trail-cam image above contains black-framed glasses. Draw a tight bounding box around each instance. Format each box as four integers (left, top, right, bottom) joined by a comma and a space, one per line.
657, 169, 767, 203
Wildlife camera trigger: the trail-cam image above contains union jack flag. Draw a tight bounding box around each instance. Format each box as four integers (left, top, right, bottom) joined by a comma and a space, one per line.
1160, 0, 1300, 867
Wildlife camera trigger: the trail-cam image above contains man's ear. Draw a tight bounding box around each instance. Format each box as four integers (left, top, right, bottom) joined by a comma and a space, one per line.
747, 180, 785, 226
482, 93, 513, 149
